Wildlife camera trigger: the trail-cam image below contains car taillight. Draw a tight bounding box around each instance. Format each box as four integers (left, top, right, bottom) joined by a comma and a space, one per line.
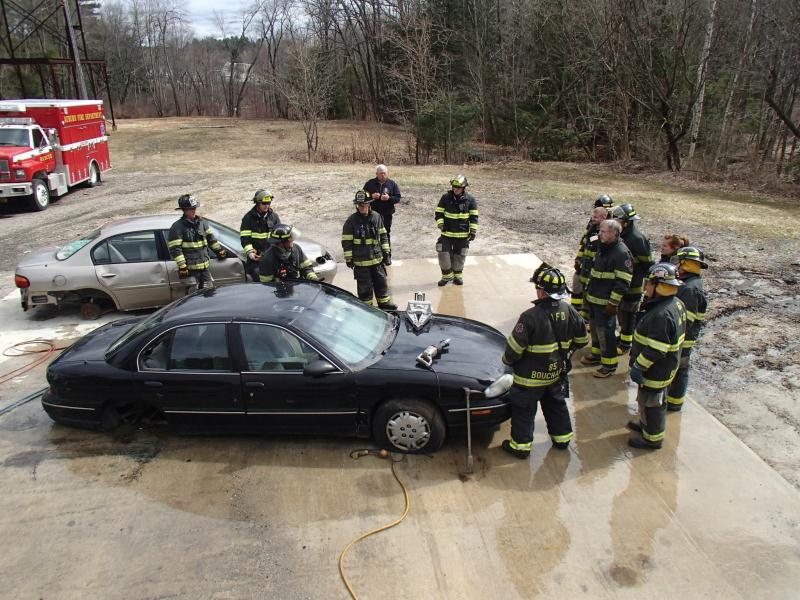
15, 274, 30, 288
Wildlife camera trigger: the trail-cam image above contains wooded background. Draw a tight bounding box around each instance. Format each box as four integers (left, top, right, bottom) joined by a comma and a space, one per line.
1, 0, 798, 178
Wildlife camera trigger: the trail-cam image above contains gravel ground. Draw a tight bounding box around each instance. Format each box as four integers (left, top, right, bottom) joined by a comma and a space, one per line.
1, 117, 798, 488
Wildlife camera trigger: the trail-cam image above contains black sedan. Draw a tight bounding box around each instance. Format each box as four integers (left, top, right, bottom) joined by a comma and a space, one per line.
42, 282, 513, 453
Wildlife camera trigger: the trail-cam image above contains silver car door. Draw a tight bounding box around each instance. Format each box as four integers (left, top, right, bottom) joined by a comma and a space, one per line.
92, 230, 171, 310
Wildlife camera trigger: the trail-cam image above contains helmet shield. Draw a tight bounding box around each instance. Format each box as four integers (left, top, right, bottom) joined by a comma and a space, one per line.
647, 262, 683, 286
176, 194, 199, 210
354, 190, 371, 205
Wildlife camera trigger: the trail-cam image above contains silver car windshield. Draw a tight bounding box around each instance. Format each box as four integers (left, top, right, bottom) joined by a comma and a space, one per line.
56, 229, 101, 260
204, 218, 242, 253
293, 289, 393, 367
105, 307, 169, 357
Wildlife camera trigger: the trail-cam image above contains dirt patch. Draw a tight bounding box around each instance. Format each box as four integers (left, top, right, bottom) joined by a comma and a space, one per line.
1, 117, 798, 488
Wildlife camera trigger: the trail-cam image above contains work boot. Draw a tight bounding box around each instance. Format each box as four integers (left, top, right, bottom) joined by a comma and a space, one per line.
628, 436, 662, 450
626, 420, 643, 433
438, 278, 450, 287
379, 302, 398, 311
501, 440, 530, 459
592, 366, 615, 378
551, 441, 570, 450
667, 402, 683, 412
580, 354, 601, 366
453, 276, 463, 285
616, 346, 630, 356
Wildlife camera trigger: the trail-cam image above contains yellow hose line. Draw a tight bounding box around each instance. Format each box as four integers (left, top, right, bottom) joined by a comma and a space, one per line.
338, 457, 411, 600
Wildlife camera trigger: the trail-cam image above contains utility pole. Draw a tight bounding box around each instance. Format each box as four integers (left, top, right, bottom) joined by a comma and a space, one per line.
62, 0, 88, 99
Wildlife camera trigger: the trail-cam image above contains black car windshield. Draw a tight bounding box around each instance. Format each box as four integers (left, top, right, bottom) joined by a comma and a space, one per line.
105, 305, 169, 357
56, 229, 101, 260
293, 288, 394, 367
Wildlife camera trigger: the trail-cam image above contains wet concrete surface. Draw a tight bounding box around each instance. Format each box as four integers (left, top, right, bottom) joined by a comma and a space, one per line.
1, 255, 799, 598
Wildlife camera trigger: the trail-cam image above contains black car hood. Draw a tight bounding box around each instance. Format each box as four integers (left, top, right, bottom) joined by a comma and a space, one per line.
378, 313, 509, 380
54, 317, 141, 364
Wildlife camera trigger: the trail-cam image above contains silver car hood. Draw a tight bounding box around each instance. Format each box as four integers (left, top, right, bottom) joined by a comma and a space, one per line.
16, 246, 61, 269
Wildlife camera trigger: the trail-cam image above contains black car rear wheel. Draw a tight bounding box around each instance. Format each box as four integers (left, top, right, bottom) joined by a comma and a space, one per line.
373, 399, 445, 454
101, 400, 144, 431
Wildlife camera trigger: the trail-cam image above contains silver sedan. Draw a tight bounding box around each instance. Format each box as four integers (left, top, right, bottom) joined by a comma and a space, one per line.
14, 214, 337, 314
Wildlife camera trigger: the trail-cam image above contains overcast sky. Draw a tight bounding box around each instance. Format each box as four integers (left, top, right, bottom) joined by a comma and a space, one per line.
185, 0, 242, 38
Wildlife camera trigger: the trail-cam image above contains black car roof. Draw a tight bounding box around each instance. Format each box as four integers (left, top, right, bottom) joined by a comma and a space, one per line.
160, 281, 344, 325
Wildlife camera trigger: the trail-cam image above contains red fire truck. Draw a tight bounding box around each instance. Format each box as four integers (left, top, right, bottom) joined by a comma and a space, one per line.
0, 99, 112, 211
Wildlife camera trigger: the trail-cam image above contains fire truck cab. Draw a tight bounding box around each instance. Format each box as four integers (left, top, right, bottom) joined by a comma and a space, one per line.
0, 99, 112, 211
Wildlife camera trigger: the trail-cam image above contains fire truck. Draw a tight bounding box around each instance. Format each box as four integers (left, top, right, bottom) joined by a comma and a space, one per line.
0, 99, 112, 211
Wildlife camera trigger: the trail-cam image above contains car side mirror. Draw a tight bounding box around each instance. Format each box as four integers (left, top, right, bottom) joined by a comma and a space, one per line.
303, 359, 337, 378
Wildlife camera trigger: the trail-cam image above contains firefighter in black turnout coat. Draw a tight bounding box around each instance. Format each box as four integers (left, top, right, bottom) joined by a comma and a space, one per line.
341, 191, 397, 310
258, 224, 319, 283
240, 188, 281, 282
168, 194, 227, 293
501, 266, 589, 459
627, 262, 687, 450
435, 174, 478, 286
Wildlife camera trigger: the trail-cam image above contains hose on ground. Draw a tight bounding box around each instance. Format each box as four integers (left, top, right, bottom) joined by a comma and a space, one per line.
339, 449, 410, 600
0, 339, 67, 385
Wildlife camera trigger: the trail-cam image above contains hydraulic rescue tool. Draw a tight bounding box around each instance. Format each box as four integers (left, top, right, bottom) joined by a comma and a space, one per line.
416, 338, 450, 369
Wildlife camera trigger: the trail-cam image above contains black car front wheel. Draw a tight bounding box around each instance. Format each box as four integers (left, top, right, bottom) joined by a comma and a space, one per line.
373, 399, 445, 454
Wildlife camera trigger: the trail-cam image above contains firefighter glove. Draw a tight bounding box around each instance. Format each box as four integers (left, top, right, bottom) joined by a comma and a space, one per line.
604, 303, 618, 316
217, 249, 227, 259
436, 223, 443, 231
346, 259, 354, 269
629, 364, 645, 385
247, 251, 257, 261
468, 232, 476, 242
382, 252, 392, 266
178, 266, 190, 278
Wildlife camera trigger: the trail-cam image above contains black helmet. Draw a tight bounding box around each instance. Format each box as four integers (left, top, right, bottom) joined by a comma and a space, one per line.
594, 194, 613, 208
176, 194, 199, 210
354, 190, 372, 205
671, 246, 708, 269
610, 203, 640, 221
253, 189, 274, 204
531, 266, 570, 300
268, 223, 294, 244
647, 262, 683, 286
450, 174, 468, 188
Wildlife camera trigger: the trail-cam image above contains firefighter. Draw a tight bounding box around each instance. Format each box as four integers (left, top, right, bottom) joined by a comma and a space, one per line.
580, 219, 633, 377
666, 246, 708, 411
501, 266, 589, 458
572, 201, 613, 317
240, 188, 281, 282
627, 262, 687, 449
611, 203, 654, 354
341, 190, 397, 310
435, 175, 478, 286
363, 164, 402, 247
168, 194, 227, 293
258, 224, 319, 283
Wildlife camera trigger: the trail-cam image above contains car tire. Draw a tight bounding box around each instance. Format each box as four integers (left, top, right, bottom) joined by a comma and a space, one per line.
373, 399, 446, 454
87, 163, 100, 187
28, 178, 50, 211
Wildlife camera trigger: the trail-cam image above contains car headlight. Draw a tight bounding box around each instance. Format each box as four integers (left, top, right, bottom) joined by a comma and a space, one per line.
484, 373, 513, 398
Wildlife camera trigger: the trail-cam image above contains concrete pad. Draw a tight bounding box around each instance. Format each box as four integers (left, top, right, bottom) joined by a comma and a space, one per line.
1, 254, 799, 599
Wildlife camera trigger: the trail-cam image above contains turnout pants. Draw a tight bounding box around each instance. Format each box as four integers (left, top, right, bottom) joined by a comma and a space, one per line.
617, 296, 642, 349
588, 304, 618, 370
666, 349, 692, 410
185, 269, 214, 295
570, 272, 585, 312
508, 380, 574, 451
635, 387, 667, 444
245, 257, 260, 282
354, 264, 391, 306
437, 237, 469, 281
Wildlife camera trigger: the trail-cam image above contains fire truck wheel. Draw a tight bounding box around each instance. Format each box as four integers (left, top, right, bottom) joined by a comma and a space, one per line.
28, 179, 50, 211
87, 163, 100, 188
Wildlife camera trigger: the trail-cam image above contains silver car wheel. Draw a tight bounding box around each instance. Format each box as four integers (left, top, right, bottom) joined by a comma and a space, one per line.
385, 410, 431, 451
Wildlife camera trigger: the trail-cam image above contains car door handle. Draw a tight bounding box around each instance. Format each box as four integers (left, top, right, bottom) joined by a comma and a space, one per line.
144, 380, 163, 388
100, 273, 117, 278
245, 382, 265, 388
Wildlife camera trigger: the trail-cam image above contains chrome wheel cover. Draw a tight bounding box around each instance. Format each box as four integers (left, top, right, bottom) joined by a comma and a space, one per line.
34, 183, 48, 208
385, 410, 431, 451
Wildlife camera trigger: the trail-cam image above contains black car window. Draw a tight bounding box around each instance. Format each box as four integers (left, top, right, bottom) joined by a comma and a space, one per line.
93, 231, 160, 265
240, 323, 321, 372
139, 331, 174, 371
168, 324, 232, 372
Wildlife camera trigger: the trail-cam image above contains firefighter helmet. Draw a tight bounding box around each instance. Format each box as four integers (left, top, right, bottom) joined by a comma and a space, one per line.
594, 194, 613, 208
610, 203, 641, 221
531, 266, 570, 300
268, 223, 294, 244
671, 246, 708, 269
176, 194, 199, 210
354, 190, 372, 205
253, 189, 274, 204
647, 262, 683, 286
450, 174, 468, 188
